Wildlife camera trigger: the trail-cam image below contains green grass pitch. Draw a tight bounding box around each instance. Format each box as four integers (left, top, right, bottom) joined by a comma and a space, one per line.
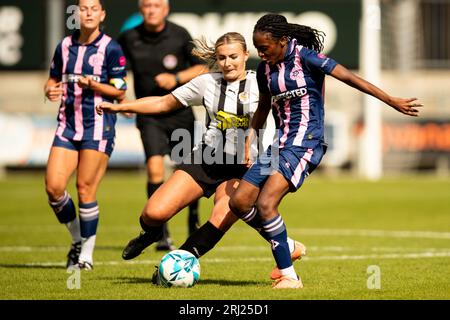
1, 172, 449, 300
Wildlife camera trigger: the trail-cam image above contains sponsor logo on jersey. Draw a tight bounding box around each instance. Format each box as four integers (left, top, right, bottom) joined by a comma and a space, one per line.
272, 87, 308, 102
119, 56, 126, 67
317, 53, 330, 67
163, 54, 178, 70
112, 66, 125, 72
62, 74, 101, 83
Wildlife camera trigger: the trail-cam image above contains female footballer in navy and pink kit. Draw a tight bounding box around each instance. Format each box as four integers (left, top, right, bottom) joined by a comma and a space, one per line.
44, 0, 127, 270
229, 13, 423, 288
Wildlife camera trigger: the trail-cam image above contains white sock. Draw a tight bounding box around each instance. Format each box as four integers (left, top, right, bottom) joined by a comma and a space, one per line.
287, 238, 294, 254
66, 218, 82, 243
79, 235, 96, 264
279, 266, 298, 280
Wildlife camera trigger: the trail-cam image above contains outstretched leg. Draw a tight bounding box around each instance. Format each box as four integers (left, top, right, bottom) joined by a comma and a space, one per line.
122, 169, 204, 260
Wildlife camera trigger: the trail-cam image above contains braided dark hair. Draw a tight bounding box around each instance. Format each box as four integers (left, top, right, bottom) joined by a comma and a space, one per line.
253, 13, 325, 53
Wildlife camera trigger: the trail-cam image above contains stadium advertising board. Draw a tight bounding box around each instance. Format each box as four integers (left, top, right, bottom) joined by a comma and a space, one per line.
0, 0, 46, 70
0, 0, 361, 70
352, 119, 450, 170
382, 120, 450, 170
106, 0, 361, 69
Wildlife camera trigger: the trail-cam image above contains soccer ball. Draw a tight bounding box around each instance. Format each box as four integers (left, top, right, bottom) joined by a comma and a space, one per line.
158, 249, 201, 288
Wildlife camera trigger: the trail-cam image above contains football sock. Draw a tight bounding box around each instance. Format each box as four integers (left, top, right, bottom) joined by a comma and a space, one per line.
179, 221, 224, 258
48, 191, 81, 243
79, 235, 96, 264
146, 182, 163, 199
241, 206, 267, 239
287, 238, 295, 254
66, 219, 82, 244
49, 190, 76, 223
147, 182, 171, 240
79, 201, 99, 263
262, 214, 298, 280
139, 216, 164, 242
241, 207, 296, 255
188, 201, 200, 235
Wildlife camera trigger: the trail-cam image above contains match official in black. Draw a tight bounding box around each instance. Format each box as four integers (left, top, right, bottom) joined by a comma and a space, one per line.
118, 0, 207, 251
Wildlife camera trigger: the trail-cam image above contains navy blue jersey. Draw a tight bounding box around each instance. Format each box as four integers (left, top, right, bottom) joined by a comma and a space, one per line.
50, 31, 127, 141
257, 38, 337, 149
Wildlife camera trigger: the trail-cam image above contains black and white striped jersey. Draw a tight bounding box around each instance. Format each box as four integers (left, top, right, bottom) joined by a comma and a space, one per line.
172, 70, 274, 161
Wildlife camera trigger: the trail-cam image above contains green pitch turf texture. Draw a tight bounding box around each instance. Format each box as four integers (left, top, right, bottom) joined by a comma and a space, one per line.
1, 172, 449, 300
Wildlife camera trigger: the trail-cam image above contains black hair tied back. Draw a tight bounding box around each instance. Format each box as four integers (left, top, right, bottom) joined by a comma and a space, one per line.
254, 13, 325, 53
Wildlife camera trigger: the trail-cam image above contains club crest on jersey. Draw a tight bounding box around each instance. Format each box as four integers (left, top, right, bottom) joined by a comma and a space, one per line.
163, 54, 178, 70
290, 67, 303, 81
238, 91, 249, 104
88, 53, 104, 68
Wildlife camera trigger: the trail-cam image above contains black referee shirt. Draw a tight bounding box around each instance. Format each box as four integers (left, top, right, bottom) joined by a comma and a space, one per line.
118, 21, 203, 99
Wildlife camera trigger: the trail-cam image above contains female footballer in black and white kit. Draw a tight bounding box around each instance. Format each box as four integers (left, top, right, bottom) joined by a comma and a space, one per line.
97, 32, 304, 280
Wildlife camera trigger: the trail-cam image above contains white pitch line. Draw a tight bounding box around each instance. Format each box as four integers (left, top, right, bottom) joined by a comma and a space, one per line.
1, 225, 449, 239
2, 245, 450, 253
18, 250, 450, 268
287, 228, 450, 239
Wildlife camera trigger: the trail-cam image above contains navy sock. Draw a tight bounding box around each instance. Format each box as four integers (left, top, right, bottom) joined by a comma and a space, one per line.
241, 207, 270, 241
79, 201, 99, 238
48, 191, 76, 224
261, 214, 291, 270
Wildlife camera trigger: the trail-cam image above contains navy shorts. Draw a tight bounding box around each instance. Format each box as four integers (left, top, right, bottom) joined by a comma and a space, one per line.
243, 143, 327, 191
52, 134, 115, 157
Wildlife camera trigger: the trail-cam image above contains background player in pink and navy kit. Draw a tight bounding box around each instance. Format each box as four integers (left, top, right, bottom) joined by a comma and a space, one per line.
44, 0, 127, 270
230, 13, 423, 289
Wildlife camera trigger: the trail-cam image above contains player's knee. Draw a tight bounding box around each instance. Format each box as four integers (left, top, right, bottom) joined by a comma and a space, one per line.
255, 198, 276, 220
229, 192, 251, 218
45, 180, 65, 201
76, 181, 96, 203
142, 204, 168, 225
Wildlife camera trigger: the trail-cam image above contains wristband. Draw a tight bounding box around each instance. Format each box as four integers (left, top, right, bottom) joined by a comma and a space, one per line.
175, 73, 181, 86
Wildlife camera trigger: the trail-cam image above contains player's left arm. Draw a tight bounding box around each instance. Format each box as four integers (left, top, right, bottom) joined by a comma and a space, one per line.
330, 64, 423, 116
78, 41, 128, 100
78, 77, 126, 100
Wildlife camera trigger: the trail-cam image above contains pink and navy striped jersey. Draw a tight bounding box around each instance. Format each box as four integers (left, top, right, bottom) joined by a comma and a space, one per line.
50, 30, 127, 141
257, 38, 337, 149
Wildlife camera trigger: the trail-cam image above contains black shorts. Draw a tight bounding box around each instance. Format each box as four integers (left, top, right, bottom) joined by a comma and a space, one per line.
176, 145, 249, 198
136, 107, 195, 160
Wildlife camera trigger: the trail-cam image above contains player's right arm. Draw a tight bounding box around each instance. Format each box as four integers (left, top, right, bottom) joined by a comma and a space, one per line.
330, 64, 423, 117
45, 42, 64, 102
44, 78, 64, 102
96, 93, 183, 115
244, 92, 272, 167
